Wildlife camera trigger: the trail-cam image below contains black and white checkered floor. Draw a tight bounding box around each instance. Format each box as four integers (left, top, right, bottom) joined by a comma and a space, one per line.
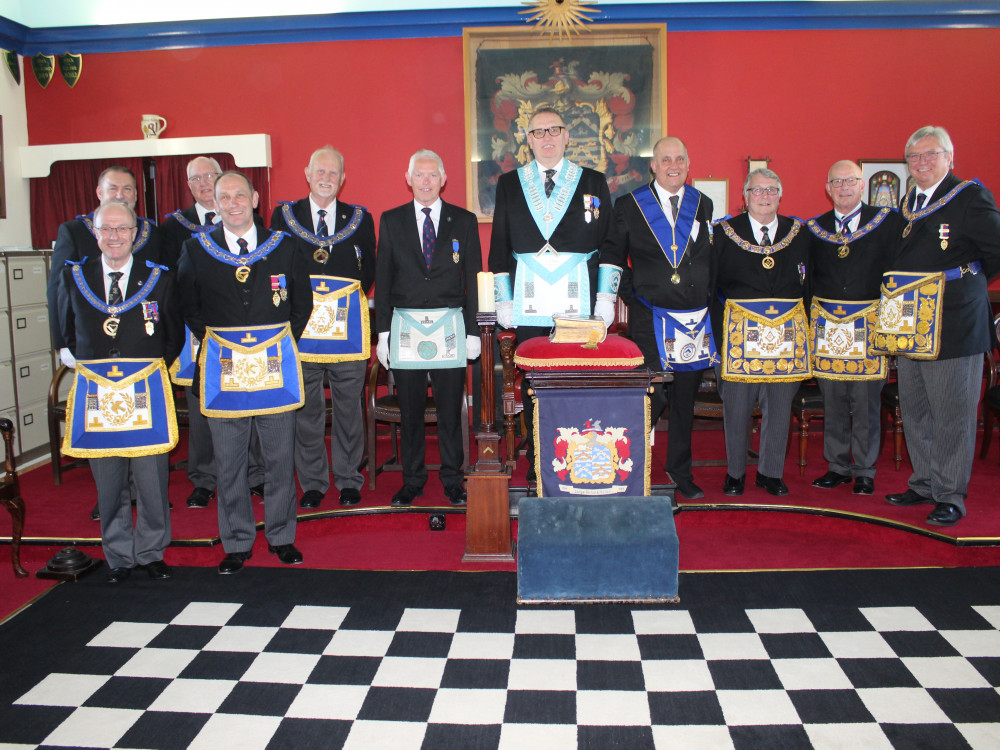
2, 568, 1000, 749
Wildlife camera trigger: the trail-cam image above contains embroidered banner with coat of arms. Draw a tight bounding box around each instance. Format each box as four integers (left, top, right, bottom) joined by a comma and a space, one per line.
298, 275, 371, 363
810, 298, 886, 380
534, 387, 650, 498
63, 358, 178, 458
198, 322, 304, 417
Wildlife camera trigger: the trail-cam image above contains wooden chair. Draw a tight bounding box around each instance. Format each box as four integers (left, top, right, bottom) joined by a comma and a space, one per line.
365, 359, 469, 489
978, 312, 1000, 461
879, 359, 905, 472
789, 380, 824, 477
1, 417, 28, 578
47, 364, 87, 485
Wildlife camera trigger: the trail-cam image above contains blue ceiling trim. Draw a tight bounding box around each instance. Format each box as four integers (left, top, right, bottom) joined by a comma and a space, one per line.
5, 2, 1000, 56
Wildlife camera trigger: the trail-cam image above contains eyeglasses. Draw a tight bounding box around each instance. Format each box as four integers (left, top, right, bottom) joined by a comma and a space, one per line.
97, 226, 136, 237
747, 186, 779, 197
528, 126, 566, 139
905, 150, 948, 164
188, 172, 220, 183
828, 177, 862, 188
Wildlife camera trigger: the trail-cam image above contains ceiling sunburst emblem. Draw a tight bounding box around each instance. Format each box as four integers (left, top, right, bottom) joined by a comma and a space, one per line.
519, 0, 601, 39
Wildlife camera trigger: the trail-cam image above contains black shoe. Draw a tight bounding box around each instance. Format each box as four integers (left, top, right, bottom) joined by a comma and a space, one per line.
339, 488, 361, 506
853, 477, 875, 495
885, 489, 932, 506
106, 566, 131, 584
218, 551, 252, 574
674, 478, 705, 500
445, 485, 467, 506
268, 543, 303, 565
250, 484, 265, 499
186, 487, 214, 508
755, 473, 789, 496
91, 503, 100, 521
299, 490, 324, 509
391, 485, 423, 506
812, 471, 851, 489
145, 560, 173, 580
722, 474, 745, 496
926, 502, 962, 526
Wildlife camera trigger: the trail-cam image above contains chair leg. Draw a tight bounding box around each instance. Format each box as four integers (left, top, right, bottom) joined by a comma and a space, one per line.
48, 413, 62, 486
798, 415, 809, 477
980, 405, 994, 460
892, 407, 903, 471
366, 411, 378, 491
3, 494, 28, 578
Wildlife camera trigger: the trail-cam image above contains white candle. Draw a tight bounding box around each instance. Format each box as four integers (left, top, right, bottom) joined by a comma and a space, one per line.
477, 271, 495, 313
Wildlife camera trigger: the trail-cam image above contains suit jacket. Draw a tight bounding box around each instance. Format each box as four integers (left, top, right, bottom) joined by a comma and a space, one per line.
488, 163, 620, 307
159, 205, 206, 271
48, 214, 165, 348
809, 204, 900, 302
57, 254, 182, 362
610, 182, 715, 310
375, 200, 482, 333
269, 198, 376, 293
176, 226, 312, 341
711, 213, 810, 349
890, 172, 1000, 359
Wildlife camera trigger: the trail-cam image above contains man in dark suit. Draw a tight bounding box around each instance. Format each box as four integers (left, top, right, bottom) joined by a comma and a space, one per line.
712, 168, 812, 497
607, 136, 716, 499
883, 126, 1000, 526
807, 160, 899, 497
160, 156, 224, 510
488, 107, 621, 477
270, 147, 376, 509
178, 171, 312, 573
374, 150, 481, 507
57, 202, 183, 583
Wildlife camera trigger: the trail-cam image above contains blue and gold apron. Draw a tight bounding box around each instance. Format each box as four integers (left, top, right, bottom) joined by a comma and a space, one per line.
810, 298, 886, 380
722, 298, 812, 382
298, 275, 370, 363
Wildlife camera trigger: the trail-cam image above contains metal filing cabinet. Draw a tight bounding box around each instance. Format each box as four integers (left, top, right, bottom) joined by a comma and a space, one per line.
1, 250, 53, 458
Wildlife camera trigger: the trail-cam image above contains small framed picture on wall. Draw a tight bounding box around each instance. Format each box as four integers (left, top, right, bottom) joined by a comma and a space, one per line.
860, 160, 911, 209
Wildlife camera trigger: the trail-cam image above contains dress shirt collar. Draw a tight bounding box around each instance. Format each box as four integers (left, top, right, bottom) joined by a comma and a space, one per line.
834, 202, 863, 231
653, 182, 685, 223
413, 199, 443, 232
916, 175, 947, 205
195, 203, 218, 225
748, 215, 779, 245
223, 223, 258, 255
535, 158, 565, 182
101, 253, 134, 297
309, 196, 338, 232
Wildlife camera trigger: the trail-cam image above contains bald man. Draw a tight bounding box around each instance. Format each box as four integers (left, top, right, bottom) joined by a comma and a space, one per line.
806, 160, 899, 496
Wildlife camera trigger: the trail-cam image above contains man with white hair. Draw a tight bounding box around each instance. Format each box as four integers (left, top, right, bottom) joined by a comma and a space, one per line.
374, 150, 482, 507
712, 168, 812, 497
881, 126, 1000, 526
270, 147, 376, 509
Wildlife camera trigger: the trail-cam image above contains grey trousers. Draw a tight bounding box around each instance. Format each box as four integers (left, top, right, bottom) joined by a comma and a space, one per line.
208, 412, 297, 553
717, 367, 799, 479
896, 353, 982, 515
186, 385, 265, 490
90, 453, 171, 569
817, 377, 884, 478
294, 359, 367, 494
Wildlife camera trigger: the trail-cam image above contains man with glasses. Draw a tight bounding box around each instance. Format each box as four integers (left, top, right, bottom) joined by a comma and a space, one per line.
178, 171, 312, 573
488, 106, 620, 479
56, 202, 182, 583
712, 168, 812, 497
270, 147, 376, 510
48, 165, 165, 521
806, 160, 899, 497
606, 136, 717, 500
881, 126, 1000, 526
160, 156, 223, 268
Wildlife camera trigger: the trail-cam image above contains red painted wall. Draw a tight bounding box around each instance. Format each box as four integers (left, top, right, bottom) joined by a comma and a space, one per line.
24, 28, 1000, 257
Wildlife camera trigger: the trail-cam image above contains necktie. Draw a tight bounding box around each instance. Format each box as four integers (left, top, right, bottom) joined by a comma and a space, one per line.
840, 218, 851, 234
204, 211, 216, 226
237, 238, 249, 255
760, 226, 771, 246
669, 195, 680, 221
107, 271, 123, 305
421, 207, 436, 268
544, 169, 556, 198
316, 209, 329, 237
914, 193, 927, 211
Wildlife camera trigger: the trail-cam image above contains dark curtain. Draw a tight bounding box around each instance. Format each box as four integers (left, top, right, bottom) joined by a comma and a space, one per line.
30, 155, 272, 249
30, 157, 146, 250
155, 154, 270, 227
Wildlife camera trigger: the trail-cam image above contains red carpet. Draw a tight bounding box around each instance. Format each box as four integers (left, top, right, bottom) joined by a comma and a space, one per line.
3, 422, 1000, 620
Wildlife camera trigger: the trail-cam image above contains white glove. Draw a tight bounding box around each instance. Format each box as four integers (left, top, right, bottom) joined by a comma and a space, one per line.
376, 332, 389, 369
594, 296, 616, 328
496, 299, 515, 329
60, 347, 77, 369
466, 334, 481, 360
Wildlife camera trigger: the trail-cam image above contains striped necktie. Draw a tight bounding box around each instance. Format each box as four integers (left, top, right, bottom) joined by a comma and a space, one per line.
107, 272, 123, 305
317, 209, 329, 237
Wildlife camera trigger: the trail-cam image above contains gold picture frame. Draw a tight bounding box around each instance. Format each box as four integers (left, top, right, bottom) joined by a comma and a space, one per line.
463, 23, 667, 221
